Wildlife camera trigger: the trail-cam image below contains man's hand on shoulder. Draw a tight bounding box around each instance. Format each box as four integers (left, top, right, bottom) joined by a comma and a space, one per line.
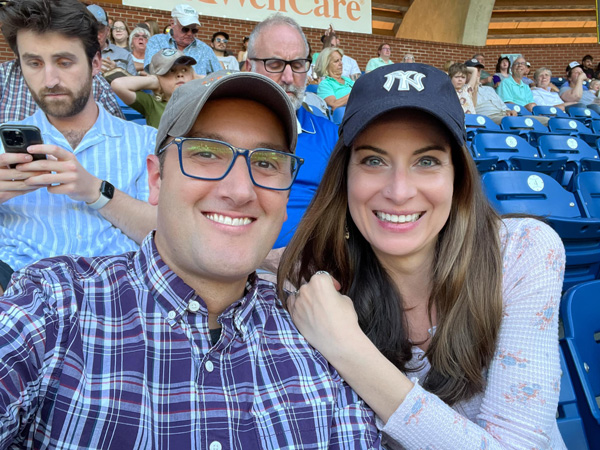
15, 144, 101, 203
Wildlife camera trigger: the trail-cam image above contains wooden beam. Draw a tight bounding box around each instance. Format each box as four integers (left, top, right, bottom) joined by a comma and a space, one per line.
493, 0, 594, 9
372, 9, 404, 21
488, 27, 596, 37
491, 9, 595, 22
372, 0, 411, 11
372, 28, 395, 36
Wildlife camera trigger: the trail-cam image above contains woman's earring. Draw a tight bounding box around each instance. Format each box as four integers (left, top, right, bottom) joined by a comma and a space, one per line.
344, 224, 350, 240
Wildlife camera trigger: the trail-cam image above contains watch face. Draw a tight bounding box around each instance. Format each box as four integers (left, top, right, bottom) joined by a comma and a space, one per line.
101, 181, 115, 199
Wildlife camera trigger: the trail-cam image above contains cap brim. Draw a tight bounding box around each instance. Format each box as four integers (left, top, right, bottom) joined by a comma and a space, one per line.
175, 16, 200, 27
153, 56, 197, 76
156, 72, 297, 153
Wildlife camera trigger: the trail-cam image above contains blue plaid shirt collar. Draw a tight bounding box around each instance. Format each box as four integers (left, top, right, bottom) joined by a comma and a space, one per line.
137, 232, 260, 339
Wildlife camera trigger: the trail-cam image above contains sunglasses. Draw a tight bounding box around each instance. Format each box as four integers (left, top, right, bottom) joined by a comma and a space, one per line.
215, 38, 228, 43
181, 27, 199, 34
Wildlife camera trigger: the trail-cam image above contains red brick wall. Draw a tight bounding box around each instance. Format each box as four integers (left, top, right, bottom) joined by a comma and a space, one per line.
0, 1, 596, 78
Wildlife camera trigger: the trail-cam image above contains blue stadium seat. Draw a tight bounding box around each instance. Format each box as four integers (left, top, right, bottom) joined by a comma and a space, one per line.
573, 172, 600, 218
568, 107, 600, 122
561, 280, 600, 445
552, 77, 566, 89
472, 133, 566, 177
464, 114, 503, 140
481, 171, 600, 290
548, 118, 593, 136
537, 135, 600, 185
331, 106, 346, 125
504, 103, 533, 115
305, 84, 318, 94
532, 105, 569, 118
557, 345, 590, 450
500, 116, 549, 144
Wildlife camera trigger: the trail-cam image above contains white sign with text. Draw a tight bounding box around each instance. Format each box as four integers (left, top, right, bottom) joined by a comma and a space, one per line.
124, 0, 372, 34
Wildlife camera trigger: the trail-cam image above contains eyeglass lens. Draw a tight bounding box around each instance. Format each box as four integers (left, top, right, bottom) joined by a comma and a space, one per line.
262, 58, 310, 73
181, 27, 199, 34
215, 38, 228, 43
180, 139, 298, 190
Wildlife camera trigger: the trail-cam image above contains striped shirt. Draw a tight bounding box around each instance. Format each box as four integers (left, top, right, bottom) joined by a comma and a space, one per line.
0, 105, 156, 271
0, 234, 382, 449
0, 59, 125, 123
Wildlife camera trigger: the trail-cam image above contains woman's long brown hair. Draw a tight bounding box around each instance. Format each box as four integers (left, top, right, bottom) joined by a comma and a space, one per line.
277, 126, 503, 405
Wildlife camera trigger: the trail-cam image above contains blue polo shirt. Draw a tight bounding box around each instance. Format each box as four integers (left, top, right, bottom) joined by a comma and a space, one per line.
274, 106, 338, 248
496, 76, 535, 107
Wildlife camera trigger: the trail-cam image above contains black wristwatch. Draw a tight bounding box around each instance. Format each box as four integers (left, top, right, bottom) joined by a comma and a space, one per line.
87, 180, 115, 210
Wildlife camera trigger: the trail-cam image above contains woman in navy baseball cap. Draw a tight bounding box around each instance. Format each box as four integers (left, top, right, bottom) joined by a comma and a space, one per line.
279, 63, 566, 448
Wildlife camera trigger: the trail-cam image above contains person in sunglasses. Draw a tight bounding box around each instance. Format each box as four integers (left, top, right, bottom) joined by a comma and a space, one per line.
0, 70, 383, 448
144, 4, 221, 76
211, 31, 239, 71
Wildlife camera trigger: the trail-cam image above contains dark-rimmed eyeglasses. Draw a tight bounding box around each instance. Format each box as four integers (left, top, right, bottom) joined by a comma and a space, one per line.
249, 58, 311, 74
158, 138, 304, 191
181, 27, 199, 34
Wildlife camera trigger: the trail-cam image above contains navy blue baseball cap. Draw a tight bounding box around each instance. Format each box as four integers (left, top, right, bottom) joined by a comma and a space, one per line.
340, 63, 466, 147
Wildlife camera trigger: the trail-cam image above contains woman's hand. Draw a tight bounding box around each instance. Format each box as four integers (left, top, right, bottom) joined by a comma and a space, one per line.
287, 272, 362, 360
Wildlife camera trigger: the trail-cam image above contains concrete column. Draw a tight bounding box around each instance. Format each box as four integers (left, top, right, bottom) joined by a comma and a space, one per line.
396, 0, 494, 46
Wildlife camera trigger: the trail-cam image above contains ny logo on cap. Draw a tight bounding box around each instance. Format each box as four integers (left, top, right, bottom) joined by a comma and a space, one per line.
383, 70, 426, 92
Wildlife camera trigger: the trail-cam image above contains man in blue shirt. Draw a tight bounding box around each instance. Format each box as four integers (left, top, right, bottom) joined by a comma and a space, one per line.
0, 0, 156, 293
87, 5, 137, 76
247, 14, 339, 248
144, 4, 221, 76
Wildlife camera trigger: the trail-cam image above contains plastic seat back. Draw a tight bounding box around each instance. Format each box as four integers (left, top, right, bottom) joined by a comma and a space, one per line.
557, 345, 590, 450
505, 102, 533, 115
305, 84, 318, 94
548, 118, 592, 135
561, 280, 600, 438
501, 116, 548, 135
482, 171, 600, 289
568, 107, 600, 121
532, 105, 569, 118
538, 135, 600, 165
574, 172, 600, 218
472, 133, 566, 175
331, 106, 346, 125
481, 171, 580, 217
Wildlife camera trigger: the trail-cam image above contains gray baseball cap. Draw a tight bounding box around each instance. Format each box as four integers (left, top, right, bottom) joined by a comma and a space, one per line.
156, 70, 298, 154
149, 49, 196, 76
86, 4, 108, 27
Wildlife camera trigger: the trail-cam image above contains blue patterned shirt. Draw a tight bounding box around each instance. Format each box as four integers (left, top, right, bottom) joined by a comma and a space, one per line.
0, 234, 382, 449
144, 34, 221, 76
0, 105, 156, 271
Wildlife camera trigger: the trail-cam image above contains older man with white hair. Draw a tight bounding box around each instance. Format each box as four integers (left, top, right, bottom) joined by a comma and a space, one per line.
144, 4, 220, 76
246, 14, 339, 249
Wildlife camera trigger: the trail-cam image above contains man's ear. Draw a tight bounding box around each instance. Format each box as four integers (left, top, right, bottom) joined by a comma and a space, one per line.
91, 52, 102, 77
147, 154, 162, 206
245, 59, 252, 72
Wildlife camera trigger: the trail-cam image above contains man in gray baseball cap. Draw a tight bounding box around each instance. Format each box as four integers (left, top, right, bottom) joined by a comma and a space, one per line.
0, 69, 382, 448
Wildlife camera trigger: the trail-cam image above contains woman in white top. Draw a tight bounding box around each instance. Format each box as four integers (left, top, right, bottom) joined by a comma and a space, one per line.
278, 63, 566, 449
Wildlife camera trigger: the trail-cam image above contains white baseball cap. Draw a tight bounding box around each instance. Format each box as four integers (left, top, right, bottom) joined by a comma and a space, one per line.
172, 4, 200, 27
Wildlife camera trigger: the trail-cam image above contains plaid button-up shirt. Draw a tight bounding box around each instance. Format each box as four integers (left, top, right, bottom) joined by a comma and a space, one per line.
0, 234, 382, 449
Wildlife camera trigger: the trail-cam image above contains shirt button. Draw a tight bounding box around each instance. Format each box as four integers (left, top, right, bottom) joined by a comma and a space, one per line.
167, 310, 176, 320
205, 360, 214, 372
209, 441, 222, 450
188, 300, 200, 313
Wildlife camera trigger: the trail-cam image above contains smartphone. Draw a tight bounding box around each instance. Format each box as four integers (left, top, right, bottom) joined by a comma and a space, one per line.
0, 124, 46, 169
